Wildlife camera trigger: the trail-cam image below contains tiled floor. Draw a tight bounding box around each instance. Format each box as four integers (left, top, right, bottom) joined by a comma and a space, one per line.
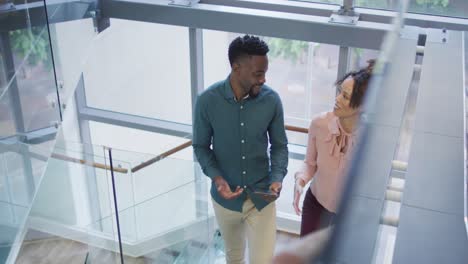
15, 230, 299, 264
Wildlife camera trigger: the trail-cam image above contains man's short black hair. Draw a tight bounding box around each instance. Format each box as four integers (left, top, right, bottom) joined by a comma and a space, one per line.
228, 35, 269, 66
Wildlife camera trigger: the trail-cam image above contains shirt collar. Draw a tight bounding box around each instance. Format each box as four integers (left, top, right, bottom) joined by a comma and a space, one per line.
235, 94, 250, 102
328, 113, 353, 136
326, 112, 360, 157
222, 75, 236, 100
223, 75, 250, 102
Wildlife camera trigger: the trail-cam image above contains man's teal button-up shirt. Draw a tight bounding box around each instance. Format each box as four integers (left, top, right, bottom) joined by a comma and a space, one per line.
193, 76, 288, 212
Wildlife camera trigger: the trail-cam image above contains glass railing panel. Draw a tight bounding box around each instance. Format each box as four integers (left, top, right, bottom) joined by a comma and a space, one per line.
49, 17, 97, 113
128, 157, 195, 209
42, 0, 98, 112
86, 121, 193, 162
93, 180, 200, 242
50, 139, 205, 241
16, 140, 123, 263
0, 202, 28, 263
0, 81, 16, 139
120, 154, 207, 232
77, 145, 214, 262
0, 0, 62, 136
29, 139, 214, 261
318, 1, 408, 263
1, 11, 62, 255
0, 9, 62, 257
0, 136, 56, 263
9, 26, 60, 133
276, 149, 307, 218
0, 29, 60, 138
1, 0, 46, 97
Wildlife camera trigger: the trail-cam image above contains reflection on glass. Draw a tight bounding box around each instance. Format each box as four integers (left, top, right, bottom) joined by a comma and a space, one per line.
0, 10, 61, 261
9, 27, 59, 133
1, 25, 60, 138
44, 0, 97, 108
49, 18, 96, 109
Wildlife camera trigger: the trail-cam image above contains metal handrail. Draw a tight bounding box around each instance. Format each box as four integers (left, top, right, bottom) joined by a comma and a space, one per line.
5, 124, 309, 175
285, 125, 309, 134
130, 124, 309, 173
51, 153, 128, 173
3, 144, 129, 174
131, 140, 193, 173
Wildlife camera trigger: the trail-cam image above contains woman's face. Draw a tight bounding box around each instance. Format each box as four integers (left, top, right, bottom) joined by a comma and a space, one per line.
333, 77, 361, 118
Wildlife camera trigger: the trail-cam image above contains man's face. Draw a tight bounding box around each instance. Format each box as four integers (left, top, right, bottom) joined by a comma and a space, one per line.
235, 55, 268, 98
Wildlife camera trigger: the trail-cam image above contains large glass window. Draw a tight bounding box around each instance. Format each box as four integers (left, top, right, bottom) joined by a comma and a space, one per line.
355, 0, 468, 18
88, 121, 193, 160
203, 30, 340, 146
354, 0, 393, 10
290, 0, 342, 5
84, 19, 192, 125
349, 47, 380, 71
4, 26, 60, 133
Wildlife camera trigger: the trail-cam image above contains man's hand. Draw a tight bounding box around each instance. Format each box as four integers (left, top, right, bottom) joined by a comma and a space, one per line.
269, 182, 282, 195
214, 176, 243, 200
293, 178, 305, 215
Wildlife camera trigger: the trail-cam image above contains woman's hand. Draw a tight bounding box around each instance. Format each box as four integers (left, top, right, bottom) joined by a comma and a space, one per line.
293, 178, 305, 215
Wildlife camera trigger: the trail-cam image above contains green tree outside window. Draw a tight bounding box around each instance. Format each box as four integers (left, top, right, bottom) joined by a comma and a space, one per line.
9, 27, 52, 69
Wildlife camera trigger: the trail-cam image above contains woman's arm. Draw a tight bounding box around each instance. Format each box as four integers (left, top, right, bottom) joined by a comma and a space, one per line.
296, 120, 319, 186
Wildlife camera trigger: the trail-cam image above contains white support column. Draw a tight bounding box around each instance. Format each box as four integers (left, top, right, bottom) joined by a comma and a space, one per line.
75, 74, 104, 231
337, 46, 350, 92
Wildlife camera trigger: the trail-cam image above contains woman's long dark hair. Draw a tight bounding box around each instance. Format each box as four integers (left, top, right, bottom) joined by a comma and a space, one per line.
336, 59, 375, 109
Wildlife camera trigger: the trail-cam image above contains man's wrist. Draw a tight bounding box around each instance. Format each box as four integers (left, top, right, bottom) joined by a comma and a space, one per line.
213, 176, 225, 188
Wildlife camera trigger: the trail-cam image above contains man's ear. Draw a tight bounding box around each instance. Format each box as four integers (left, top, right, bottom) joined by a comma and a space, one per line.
232, 62, 240, 73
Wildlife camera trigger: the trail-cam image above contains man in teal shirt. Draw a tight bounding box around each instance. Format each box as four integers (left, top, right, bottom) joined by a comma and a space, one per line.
193, 35, 288, 264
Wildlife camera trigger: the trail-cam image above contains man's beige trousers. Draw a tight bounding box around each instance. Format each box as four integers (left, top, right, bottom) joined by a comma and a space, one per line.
212, 198, 276, 264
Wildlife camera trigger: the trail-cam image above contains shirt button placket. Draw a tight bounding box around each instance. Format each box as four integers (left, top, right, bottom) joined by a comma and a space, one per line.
240, 103, 247, 187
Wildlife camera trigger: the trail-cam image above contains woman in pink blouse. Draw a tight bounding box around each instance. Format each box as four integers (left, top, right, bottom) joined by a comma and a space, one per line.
294, 60, 375, 236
